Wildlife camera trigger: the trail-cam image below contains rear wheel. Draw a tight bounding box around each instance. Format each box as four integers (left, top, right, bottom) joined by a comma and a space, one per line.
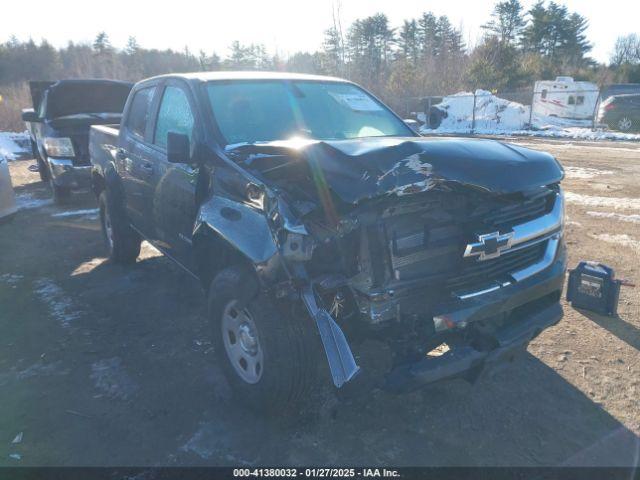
208, 265, 324, 413
99, 190, 141, 264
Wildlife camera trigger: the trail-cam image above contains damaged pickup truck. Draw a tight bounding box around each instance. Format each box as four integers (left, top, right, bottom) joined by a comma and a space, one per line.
90, 72, 566, 411
23, 79, 132, 202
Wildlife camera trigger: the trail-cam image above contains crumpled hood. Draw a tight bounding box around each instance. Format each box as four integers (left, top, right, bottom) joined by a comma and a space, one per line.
231, 136, 563, 204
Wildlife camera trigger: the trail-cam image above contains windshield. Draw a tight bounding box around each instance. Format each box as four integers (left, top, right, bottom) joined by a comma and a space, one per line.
205, 80, 413, 145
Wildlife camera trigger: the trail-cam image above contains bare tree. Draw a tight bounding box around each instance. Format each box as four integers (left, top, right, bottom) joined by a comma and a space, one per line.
610, 34, 640, 66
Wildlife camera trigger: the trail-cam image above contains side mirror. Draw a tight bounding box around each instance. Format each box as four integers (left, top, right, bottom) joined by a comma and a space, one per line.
167, 132, 190, 164
22, 109, 41, 123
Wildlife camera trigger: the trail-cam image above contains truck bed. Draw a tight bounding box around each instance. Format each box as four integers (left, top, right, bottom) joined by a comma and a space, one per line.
89, 124, 120, 173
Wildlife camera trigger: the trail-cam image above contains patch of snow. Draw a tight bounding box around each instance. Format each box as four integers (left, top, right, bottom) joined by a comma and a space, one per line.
180, 422, 256, 465
0, 131, 31, 160
180, 424, 216, 459
90, 357, 138, 401
512, 127, 640, 141
33, 278, 83, 328
425, 90, 530, 132
515, 141, 640, 152
0, 273, 23, 285
0, 360, 70, 386
51, 208, 99, 219
563, 167, 614, 179
586, 211, 640, 224
565, 192, 640, 210
15, 361, 69, 380
590, 234, 640, 252
15, 193, 52, 211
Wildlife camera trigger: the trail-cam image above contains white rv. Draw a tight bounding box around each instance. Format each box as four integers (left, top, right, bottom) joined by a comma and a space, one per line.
532, 76, 599, 120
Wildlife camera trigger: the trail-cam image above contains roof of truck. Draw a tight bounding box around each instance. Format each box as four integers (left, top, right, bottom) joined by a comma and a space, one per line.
144, 71, 348, 83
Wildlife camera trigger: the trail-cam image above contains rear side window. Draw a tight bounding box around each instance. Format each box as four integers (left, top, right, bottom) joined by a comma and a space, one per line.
154, 86, 194, 150
126, 87, 155, 139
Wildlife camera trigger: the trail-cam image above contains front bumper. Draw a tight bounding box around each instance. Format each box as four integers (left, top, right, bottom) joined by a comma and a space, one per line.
385, 301, 563, 392
384, 250, 566, 393
48, 158, 91, 189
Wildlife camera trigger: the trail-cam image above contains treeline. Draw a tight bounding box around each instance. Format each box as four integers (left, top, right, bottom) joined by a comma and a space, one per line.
1, 0, 639, 130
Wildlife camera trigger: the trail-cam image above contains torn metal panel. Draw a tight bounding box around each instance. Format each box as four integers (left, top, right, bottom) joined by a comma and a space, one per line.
194, 195, 278, 265
301, 286, 360, 388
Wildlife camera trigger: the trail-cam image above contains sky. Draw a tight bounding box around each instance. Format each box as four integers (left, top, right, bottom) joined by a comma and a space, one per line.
2, 0, 638, 64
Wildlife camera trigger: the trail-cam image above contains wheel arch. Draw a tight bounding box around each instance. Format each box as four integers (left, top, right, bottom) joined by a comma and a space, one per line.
192, 196, 283, 289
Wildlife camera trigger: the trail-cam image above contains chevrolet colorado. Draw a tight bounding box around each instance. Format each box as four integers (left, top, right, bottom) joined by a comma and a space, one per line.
90, 72, 566, 411
22, 79, 132, 202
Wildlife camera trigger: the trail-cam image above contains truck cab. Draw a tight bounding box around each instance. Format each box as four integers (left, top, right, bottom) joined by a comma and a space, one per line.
90, 72, 567, 412
22, 79, 132, 202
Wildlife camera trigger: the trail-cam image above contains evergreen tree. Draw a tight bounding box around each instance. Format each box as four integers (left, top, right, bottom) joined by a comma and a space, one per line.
418, 12, 438, 58
323, 27, 345, 75
482, 0, 525, 45
125, 37, 140, 56
521, 1, 592, 67
398, 20, 419, 65
93, 32, 112, 54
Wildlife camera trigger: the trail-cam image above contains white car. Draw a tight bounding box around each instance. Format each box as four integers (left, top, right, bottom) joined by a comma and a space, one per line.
0, 155, 18, 222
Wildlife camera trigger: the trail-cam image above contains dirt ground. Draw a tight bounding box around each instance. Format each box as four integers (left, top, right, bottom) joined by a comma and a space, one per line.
1, 138, 639, 467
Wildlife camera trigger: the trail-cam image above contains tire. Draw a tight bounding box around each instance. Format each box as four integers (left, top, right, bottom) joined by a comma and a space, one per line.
208, 265, 324, 413
30, 140, 49, 182
98, 190, 141, 264
50, 178, 71, 204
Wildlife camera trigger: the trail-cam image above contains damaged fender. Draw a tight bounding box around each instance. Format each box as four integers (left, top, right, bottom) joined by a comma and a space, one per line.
194, 194, 359, 388
193, 195, 278, 265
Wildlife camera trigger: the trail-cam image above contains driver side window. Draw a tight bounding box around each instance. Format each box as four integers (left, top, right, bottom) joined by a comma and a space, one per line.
154, 86, 194, 150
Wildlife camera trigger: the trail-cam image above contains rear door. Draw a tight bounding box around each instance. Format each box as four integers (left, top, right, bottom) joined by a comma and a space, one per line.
116, 84, 159, 235
144, 80, 200, 268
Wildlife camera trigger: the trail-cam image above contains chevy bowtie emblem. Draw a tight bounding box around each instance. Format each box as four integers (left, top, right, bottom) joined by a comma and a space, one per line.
464, 231, 514, 261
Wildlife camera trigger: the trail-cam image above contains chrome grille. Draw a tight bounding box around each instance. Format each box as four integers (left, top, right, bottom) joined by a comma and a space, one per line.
446, 242, 547, 290
384, 191, 560, 290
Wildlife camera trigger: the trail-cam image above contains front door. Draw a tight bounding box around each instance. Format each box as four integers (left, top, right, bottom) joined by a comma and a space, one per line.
145, 82, 199, 269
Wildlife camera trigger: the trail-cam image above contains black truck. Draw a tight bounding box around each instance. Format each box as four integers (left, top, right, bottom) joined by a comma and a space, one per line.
22, 79, 132, 202
90, 72, 566, 411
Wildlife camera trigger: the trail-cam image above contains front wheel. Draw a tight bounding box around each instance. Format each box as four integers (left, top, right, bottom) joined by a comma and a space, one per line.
31, 140, 49, 182
99, 190, 141, 264
208, 265, 324, 413
50, 178, 71, 204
